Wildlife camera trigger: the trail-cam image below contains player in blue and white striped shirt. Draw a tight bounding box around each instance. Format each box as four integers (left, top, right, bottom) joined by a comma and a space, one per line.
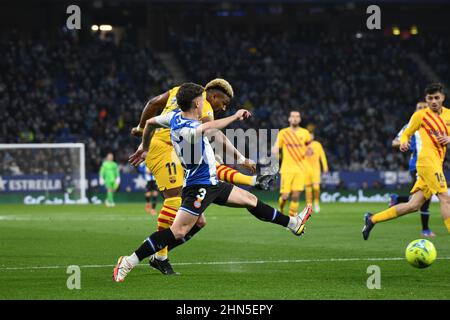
390, 102, 435, 237
113, 83, 313, 282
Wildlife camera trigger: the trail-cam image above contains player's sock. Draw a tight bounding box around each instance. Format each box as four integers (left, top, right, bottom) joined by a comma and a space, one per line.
247, 200, 290, 227
107, 190, 114, 204
216, 164, 256, 186
313, 187, 320, 207
135, 229, 177, 261
127, 252, 140, 267
151, 196, 157, 209
155, 197, 181, 259
420, 211, 430, 231
444, 217, 450, 233
278, 196, 287, 213
168, 224, 202, 252
305, 186, 313, 205
145, 194, 150, 203
288, 201, 299, 217
371, 207, 398, 224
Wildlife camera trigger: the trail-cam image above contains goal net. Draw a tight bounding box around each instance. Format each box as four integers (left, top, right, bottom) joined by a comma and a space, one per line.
0, 143, 87, 204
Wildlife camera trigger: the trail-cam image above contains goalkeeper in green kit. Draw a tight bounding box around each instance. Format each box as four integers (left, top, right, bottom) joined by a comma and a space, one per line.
99, 153, 120, 207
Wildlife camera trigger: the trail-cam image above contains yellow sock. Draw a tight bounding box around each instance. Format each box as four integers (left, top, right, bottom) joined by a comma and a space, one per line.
305, 186, 313, 205
313, 187, 320, 206
444, 217, 450, 233
371, 207, 398, 224
155, 196, 181, 258
289, 201, 299, 217
216, 164, 255, 186
279, 196, 287, 213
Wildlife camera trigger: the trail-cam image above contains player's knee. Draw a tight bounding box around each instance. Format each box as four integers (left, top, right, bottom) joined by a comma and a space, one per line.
281, 193, 289, 201
291, 193, 300, 202
170, 226, 188, 240
196, 216, 207, 228
407, 201, 422, 212
438, 193, 450, 205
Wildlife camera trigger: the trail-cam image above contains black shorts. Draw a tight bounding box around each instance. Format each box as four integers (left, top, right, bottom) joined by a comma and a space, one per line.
180, 182, 234, 216
146, 180, 158, 192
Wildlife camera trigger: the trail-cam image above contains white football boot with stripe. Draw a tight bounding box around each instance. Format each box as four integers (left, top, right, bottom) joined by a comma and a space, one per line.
113, 256, 134, 282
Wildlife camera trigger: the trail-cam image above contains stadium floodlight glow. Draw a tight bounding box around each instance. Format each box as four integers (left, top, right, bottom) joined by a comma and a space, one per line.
355, 32, 363, 39
411, 25, 418, 35
99, 25, 113, 31
91, 25, 99, 31
392, 27, 401, 36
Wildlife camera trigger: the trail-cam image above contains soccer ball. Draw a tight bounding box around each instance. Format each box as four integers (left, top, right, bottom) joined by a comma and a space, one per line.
405, 239, 437, 268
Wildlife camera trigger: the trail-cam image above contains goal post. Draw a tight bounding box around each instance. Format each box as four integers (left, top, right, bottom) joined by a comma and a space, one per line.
0, 143, 87, 204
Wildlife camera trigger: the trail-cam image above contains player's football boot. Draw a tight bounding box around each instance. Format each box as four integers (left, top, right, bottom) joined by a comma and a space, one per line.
421, 229, 436, 237
389, 194, 398, 207
113, 256, 134, 282
290, 204, 313, 236
255, 174, 278, 191
362, 213, 375, 240
149, 255, 179, 275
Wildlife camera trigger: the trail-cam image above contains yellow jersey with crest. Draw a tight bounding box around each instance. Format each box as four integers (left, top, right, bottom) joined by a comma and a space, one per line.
400, 106, 450, 167
152, 86, 214, 145
276, 127, 312, 173
400, 106, 450, 199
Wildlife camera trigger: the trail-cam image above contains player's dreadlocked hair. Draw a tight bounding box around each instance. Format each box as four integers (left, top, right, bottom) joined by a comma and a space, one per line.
176, 82, 205, 111
205, 78, 234, 98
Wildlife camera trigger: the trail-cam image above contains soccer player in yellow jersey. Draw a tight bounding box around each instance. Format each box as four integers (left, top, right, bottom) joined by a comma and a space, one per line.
305, 133, 328, 213
363, 83, 450, 240
272, 111, 313, 217
129, 79, 274, 274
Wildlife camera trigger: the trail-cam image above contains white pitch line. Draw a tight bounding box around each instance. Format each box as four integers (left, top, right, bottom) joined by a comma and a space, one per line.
1, 256, 449, 271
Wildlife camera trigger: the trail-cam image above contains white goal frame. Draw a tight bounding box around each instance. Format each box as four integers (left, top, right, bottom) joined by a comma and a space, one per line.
0, 143, 86, 201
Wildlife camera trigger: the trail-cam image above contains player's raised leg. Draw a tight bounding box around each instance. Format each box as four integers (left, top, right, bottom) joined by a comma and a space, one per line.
362, 190, 426, 240
225, 185, 312, 236
216, 163, 277, 190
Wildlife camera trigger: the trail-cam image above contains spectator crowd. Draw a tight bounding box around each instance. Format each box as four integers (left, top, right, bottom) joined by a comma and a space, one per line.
1, 29, 449, 175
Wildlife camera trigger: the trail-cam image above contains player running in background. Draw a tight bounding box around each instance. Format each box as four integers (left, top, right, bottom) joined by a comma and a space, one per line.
304, 133, 328, 213
114, 83, 312, 282
137, 163, 159, 215
99, 152, 120, 207
272, 111, 313, 217
390, 102, 435, 237
363, 83, 450, 240
130, 79, 275, 275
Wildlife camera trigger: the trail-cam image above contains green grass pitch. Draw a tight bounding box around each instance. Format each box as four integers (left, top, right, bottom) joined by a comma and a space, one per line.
0, 196, 449, 300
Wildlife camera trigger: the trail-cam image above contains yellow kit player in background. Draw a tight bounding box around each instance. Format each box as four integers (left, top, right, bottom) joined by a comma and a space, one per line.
272, 111, 313, 217
362, 83, 450, 240
130, 79, 274, 275
305, 133, 328, 213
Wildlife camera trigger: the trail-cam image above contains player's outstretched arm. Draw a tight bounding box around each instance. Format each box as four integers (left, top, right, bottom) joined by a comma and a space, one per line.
196, 109, 251, 134
131, 91, 170, 137
202, 113, 255, 172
